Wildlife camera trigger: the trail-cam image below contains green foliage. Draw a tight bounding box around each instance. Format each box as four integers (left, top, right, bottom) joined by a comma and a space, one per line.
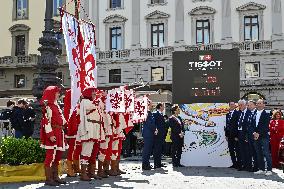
0, 137, 45, 165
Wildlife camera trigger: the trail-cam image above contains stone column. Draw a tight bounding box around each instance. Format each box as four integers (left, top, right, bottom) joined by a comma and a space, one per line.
271, 0, 283, 40
131, 0, 140, 48
92, 0, 100, 49
221, 0, 232, 44
174, 0, 184, 46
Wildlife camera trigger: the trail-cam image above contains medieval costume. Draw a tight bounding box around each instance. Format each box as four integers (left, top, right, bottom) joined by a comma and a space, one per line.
40, 86, 68, 186
64, 89, 82, 177
77, 87, 105, 181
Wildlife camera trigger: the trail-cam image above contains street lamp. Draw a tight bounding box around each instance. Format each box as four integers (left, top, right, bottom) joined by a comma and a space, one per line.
32, 0, 62, 138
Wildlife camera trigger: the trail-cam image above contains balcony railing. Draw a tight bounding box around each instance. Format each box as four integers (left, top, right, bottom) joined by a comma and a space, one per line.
232, 40, 272, 51
185, 43, 222, 51
98, 49, 130, 60
240, 77, 284, 87
140, 46, 174, 57
0, 54, 39, 65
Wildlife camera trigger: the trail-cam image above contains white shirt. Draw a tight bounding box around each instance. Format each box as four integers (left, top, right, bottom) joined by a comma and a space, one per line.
255, 109, 264, 127
230, 110, 234, 118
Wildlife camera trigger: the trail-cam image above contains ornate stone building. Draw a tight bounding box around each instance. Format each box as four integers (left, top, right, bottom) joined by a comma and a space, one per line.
0, 0, 284, 108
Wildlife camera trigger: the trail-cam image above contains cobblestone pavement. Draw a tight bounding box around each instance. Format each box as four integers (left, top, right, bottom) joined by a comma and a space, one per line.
1, 159, 284, 189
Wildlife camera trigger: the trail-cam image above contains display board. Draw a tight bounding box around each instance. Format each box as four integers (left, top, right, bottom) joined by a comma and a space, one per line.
179, 103, 232, 167
172, 49, 240, 104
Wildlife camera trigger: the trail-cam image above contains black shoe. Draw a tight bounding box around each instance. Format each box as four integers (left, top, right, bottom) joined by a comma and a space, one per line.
237, 167, 245, 171
142, 165, 152, 170
160, 163, 167, 168
154, 165, 161, 169
178, 164, 185, 167
229, 165, 235, 168
173, 164, 179, 167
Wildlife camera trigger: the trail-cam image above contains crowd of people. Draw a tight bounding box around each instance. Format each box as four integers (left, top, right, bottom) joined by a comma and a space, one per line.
225, 99, 284, 176
0, 99, 35, 138
1, 87, 284, 186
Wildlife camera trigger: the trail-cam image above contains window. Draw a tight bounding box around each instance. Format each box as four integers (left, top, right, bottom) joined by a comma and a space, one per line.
109, 69, 121, 83
110, 0, 121, 8
53, 0, 63, 16
196, 20, 210, 44
14, 74, 26, 88
244, 16, 259, 41
110, 27, 122, 50
151, 0, 164, 4
151, 23, 164, 47
15, 35, 26, 56
16, 0, 28, 19
0, 70, 5, 77
151, 67, 164, 81
245, 62, 260, 78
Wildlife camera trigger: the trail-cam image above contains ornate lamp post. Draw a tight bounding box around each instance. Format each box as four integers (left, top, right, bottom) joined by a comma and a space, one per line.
32, 0, 61, 138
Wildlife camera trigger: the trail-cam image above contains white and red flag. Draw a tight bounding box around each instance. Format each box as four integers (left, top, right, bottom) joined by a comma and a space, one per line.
106, 87, 125, 113
61, 12, 97, 116
132, 96, 148, 123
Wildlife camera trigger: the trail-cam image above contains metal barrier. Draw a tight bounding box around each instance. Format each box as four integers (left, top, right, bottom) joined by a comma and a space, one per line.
0, 120, 15, 138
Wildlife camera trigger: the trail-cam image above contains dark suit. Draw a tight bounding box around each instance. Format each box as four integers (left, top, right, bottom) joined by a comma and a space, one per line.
237, 109, 251, 169
247, 109, 258, 170
10, 106, 25, 138
142, 111, 156, 167
169, 116, 185, 166
153, 111, 166, 167
23, 107, 36, 138
252, 110, 272, 171
225, 110, 240, 167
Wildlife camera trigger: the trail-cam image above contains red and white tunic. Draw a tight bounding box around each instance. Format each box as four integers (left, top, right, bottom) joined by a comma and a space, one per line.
77, 98, 105, 143
40, 102, 68, 151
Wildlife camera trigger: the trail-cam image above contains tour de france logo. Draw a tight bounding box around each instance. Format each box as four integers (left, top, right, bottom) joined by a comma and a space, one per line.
188, 54, 223, 71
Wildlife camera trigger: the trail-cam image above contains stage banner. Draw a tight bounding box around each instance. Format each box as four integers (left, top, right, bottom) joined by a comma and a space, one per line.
179, 103, 232, 167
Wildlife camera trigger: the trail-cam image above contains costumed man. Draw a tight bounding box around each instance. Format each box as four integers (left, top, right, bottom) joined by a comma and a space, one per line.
97, 91, 113, 178
40, 86, 68, 186
64, 89, 82, 177
77, 87, 105, 181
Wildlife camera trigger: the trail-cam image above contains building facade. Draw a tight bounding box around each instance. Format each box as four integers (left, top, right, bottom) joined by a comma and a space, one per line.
0, 0, 284, 108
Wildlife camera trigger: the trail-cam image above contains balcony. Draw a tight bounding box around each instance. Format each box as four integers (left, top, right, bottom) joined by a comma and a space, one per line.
0, 54, 39, 67
140, 46, 174, 57
240, 77, 284, 87
232, 40, 272, 52
184, 43, 222, 51
98, 49, 131, 60
97, 40, 274, 61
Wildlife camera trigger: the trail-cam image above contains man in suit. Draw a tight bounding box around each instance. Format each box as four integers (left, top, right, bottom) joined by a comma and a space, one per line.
253, 99, 272, 176
247, 100, 258, 172
225, 102, 240, 169
237, 99, 251, 171
153, 103, 166, 168
142, 101, 158, 170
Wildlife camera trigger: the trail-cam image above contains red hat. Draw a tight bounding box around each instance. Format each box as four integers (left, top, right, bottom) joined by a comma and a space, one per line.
40, 86, 61, 105
82, 87, 96, 100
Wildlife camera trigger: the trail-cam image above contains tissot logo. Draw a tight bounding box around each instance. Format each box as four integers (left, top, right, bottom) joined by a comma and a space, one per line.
189, 55, 222, 71
199, 55, 212, 61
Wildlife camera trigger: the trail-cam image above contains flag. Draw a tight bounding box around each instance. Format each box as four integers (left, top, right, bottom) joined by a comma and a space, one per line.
106, 87, 125, 113
61, 12, 97, 117
132, 96, 148, 123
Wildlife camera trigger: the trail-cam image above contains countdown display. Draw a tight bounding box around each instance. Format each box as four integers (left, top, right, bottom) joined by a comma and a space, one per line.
172, 49, 240, 104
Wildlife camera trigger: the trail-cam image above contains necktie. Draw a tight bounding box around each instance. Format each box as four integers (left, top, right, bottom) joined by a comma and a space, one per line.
238, 111, 244, 129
